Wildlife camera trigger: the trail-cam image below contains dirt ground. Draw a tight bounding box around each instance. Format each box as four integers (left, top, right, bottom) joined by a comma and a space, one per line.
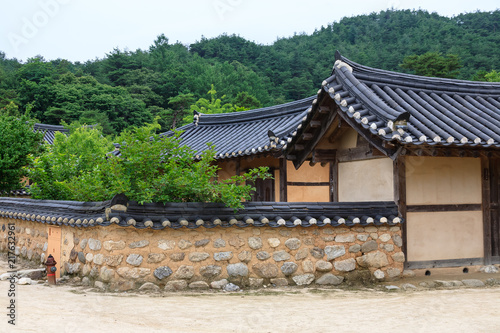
1, 258, 500, 333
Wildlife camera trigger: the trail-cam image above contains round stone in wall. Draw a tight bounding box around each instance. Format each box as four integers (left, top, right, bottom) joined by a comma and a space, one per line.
158, 239, 175, 250
374, 269, 385, 280
256, 251, 270, 261
88, 238, 102, 251
227, 263, 249, 277
148, 253, 166, 264
173, 265, 195, 280
252, 263, 279, 278
392, 235, 403, 247
325, 245, 345, 261
315, 260, 333, 272
379, 234, 391, 242
105, 255, 124, 267
129, 240, 149, 249
154, 266, 173, 280
267, 238, 280, 248
78, 252, 86, 264
126, 254, 143, 266
316, 273, 344, 285
248, 237, 263, 250
349, 244, 361, 253
334, 258, 356, 272
284, 238, 301, 250
280, 262, 298, 276
273, 250, 291, 262
214, 251, 233, 261
200, 265, 222, 279
213, 238, 226, 248
310, 247, 324, 259
93, 254, 104, 265
295, 248, 309, 261
237, 250, 252, 263
292, 274, 315, 286
170, 253, 185, 261
178, 239, 193, 250
195, 239, 210, 247
361, 240, 378, 253
189, 252, 210, 262
103, 240, 126, 251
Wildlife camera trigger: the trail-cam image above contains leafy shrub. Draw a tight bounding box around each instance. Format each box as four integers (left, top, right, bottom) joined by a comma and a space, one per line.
27, 120, 271, 210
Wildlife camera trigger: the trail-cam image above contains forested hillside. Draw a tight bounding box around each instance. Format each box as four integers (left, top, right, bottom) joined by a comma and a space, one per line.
1, 9, 499, 134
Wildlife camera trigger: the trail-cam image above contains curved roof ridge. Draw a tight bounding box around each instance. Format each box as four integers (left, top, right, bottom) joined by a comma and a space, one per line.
195, 96, 315, 125
335, 52, 500, 95
33, 123, 69, 132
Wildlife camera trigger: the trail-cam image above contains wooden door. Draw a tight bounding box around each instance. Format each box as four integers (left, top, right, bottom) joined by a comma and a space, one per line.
489, 159, 500, 262
248, 177, 275, 202
47, 226, 61, 279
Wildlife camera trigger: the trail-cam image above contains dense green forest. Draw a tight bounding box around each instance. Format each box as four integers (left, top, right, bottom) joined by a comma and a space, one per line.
1, 9, 499, 134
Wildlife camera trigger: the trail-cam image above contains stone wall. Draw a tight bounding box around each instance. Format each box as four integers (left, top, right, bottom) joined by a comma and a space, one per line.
0, 217, 404, 291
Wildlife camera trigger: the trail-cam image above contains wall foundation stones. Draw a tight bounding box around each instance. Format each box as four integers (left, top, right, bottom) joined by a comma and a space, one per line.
0, 219, 403, 290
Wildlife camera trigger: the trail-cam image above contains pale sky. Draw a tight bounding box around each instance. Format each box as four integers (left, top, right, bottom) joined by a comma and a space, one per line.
1, 0, 499, 62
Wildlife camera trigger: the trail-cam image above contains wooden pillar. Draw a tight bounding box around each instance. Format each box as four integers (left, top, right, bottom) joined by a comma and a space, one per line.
481, 155, 492, 265
279, 158, 287, 202
394, 155, 408, 268
329, 160, 338, 202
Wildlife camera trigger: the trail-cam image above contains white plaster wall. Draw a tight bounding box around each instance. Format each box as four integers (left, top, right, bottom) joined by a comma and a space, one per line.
406, 211, 483, 261
338, 158, 394, 202
406, 156, 481, 205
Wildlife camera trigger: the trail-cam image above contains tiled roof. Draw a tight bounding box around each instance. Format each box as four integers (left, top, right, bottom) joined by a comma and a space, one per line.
33, 123, 68, 145
328, 52, 500, 147
281, 51, 500, 166
0, 196, 401, 229
167, 97, 315, 160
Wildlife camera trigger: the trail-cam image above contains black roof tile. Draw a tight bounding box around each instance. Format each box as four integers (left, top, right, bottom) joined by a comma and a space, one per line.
0, 197, 402, 229
33, 123, 68, 145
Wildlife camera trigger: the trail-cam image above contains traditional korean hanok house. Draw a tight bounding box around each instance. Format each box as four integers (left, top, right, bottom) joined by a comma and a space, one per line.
176, 51, 500, 271
7, 123, 69, 196
280, 51, 500, 270
174, 97, 334, 203
33, 123, 68, 144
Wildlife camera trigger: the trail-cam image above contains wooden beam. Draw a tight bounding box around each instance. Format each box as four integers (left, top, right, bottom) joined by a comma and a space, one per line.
312, 149, 336, 164
407, 204, 482, 212
330, 161, 338, 202
310, 120, 321, 128
235, 159, 240, 176
287, 182, 330, 186
279, 158, 287, 202
407, 258, 484, 269
319, 106, 331, 114
482, 155, 492, 264
336, 146, 386, 162
394, 155, 407, 268
302, 133, 313, 141
294, 108, 338, 168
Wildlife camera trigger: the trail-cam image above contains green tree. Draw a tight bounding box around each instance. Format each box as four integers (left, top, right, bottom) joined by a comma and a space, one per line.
485, 70, 500, 82
1, 101, 20, 117
167, 93, 196, 129
27, 120, 270, 210
400, 52, 462, 78
27, 122, 114, 200
232, 92, 262, 110
0, 115, 45, 193
181, 85, 237, 125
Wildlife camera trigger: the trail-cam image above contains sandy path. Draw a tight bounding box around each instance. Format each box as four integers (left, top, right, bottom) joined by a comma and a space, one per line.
1, 261, 500, 332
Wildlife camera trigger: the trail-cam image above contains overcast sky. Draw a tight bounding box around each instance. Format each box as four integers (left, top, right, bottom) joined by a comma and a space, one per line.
1, 0, 499, 63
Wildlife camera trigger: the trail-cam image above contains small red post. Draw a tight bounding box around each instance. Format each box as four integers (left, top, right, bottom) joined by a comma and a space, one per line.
44, 254, 57, 285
